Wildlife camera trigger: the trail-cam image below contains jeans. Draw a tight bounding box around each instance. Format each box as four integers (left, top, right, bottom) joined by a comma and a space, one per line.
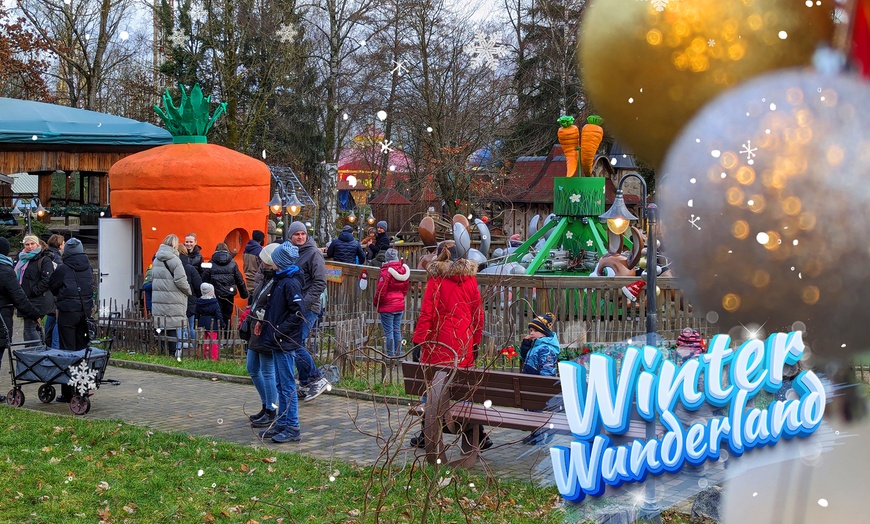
295, 310, 322, 385
187, 315, 196, 342
379, 311, 403, 357
273, 349, 299, 429
44, 315, 59, 348
247, 349, 277, 410
23, 318, 42, 347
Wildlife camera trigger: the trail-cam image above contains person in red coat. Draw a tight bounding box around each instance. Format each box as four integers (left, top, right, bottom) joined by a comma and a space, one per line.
374, 249, 411, 359
412, 243, 484, 367
410, 242, 489, 452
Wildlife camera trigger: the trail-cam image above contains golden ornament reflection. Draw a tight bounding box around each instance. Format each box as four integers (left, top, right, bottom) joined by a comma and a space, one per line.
660, 70, 870, 359
579, 0, 834, 167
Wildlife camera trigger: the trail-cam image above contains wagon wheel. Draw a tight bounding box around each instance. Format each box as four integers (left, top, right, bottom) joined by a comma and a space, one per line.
69, 395, 91, 415
38, 384, 56, 403
6, 388, 24, 407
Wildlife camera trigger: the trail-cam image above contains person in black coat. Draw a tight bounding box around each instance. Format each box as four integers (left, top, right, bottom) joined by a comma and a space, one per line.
326, 226, 365, 264
195, 282, 222, 360
17, 237, 56, 345
0, 237, 42, 402
184, 233, 204, 274
202, 243, 248, 330
48, 238, 95, 402
178, 247, 202, 346
368, 221, 392, 265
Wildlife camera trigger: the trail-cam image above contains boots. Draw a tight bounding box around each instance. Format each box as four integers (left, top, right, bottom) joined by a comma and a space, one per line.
249, 404, 266, 422
251, 409, 277, 428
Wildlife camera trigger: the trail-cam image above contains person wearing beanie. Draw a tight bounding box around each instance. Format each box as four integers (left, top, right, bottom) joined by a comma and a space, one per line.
177, 244, 203, 349
286, 222, 330, 402
520, 313, 560, 376
0, 236, 41, 402
195, 282, 223, 360
509, 233, 522, 248
48, 236, 97, 401
367, 220, 392, 266
257, 241, 307, 443
410, 238, 486, 451
16, 234, 56, 346
243, 230, 266, 297
246, 242, 280, 428
373, 248, 410, 359
676, 327, 705, 359
202, 242, 248, 330
326, 225, 365, 264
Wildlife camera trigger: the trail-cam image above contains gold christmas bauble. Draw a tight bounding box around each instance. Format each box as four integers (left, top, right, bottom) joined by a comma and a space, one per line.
659, 70, 870, 359
579, 0, 834, 167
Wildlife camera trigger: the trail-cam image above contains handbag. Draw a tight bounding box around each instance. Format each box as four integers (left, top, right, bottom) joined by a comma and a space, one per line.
238, 308, 252, 341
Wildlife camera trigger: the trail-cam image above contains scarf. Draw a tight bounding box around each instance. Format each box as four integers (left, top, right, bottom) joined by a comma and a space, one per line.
15, 248, 40, 284
0, 254, 13, 267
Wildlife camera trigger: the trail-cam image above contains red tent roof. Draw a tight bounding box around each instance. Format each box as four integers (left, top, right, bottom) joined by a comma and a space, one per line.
369, 188, 411, 205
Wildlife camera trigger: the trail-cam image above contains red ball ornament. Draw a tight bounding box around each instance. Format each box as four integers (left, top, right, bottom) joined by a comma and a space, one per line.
454, 199, 461, 205
481, 216, 489, 223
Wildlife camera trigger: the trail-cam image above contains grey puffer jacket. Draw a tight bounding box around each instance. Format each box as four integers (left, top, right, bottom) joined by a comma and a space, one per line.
295, 237, 326, 314
151, 244, 192, 329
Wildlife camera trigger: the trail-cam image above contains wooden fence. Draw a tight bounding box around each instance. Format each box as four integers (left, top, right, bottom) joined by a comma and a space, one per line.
97, 262, 713, 385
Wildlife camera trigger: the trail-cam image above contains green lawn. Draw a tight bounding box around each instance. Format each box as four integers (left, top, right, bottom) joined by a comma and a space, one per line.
0, 407, 566, 523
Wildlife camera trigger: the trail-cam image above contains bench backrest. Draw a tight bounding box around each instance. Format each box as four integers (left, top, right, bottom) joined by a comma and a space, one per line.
402, 361, 562, 412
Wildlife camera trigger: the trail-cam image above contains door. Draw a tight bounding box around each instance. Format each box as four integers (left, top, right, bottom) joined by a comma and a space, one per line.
98, 218, 140, 314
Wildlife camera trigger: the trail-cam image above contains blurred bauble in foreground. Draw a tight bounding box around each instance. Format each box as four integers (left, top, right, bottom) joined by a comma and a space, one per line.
579, 0, 834, 167
659, 70, 870, 359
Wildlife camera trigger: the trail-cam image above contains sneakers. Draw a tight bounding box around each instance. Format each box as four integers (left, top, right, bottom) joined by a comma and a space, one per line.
0, 394, 5, 403
271, 426, 302, 443
410, 432, 426, 449
258, 426, 285, 439
251, 410, 277, 428
303, 378, 329, 402
296, 386, 308, 400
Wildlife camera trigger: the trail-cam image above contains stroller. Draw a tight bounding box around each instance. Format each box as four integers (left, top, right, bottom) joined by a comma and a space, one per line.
3, 314, 119, 415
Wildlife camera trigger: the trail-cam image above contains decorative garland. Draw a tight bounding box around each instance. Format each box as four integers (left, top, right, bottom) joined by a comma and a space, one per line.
0, 205, 107, 216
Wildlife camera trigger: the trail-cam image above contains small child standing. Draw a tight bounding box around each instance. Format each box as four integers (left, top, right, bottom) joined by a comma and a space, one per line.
196, 282, 223, 360
373, 248, 411, 359
519, 313, 560, 377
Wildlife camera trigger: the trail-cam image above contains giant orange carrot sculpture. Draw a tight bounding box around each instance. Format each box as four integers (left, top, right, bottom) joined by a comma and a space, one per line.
557, 115, 580, 177
580, 115, 604, 177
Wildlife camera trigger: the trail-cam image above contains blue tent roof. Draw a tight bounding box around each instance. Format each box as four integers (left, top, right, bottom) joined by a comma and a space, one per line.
0, 98, 172, 146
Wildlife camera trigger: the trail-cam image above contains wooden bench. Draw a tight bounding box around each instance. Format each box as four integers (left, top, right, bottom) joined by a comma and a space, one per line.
402, 361, 661, 468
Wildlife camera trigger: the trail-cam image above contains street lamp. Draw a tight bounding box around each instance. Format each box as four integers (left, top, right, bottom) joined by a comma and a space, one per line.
599, 173, 660, 519
268, 176, 304, 241
17, 198, 47, 235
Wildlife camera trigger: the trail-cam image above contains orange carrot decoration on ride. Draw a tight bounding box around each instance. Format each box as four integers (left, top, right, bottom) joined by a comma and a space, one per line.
557, 115, 580, 177
580, 115, 604, 177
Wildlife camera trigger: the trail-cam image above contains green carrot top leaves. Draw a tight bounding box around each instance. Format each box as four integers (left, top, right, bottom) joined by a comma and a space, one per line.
154, 84, 228, 143
557, 115, 575, 127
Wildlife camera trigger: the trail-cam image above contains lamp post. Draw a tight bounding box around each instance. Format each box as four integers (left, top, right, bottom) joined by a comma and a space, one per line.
599, 173, 660, 519
268, 176, 303, 241
18, 198, 46, 236
345, 205, 376, 240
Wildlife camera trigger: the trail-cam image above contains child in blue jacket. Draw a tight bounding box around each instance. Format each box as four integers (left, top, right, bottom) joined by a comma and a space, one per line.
196, 283, 223, 360
519, 312, 560, 377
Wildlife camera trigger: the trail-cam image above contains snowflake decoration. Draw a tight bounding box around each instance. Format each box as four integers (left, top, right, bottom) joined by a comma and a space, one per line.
276, 23, 297, 44
390, 59, 408, 76
689, 214, 702, 231
68, 361, 98, 396
707, 39, 715, 47
378, 140, 394, 154
168, 28, 188, 48
569, 193, 581, 203
464, 31, 509, 72
740, 140, 757, 162
565, 231, 574, 239
188, 4, 207, 24
650, 0, 669, 11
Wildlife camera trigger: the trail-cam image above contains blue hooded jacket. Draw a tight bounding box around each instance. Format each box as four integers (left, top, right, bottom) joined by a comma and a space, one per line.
259, 265, 306, 353
522, 333, 561, 377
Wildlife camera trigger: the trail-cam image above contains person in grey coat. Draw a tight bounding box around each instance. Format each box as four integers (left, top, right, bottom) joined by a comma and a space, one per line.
151, 234, 192, 356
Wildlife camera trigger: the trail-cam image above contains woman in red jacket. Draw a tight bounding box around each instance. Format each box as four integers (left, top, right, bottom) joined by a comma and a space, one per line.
410, 242, 488, 451
374, 249, 411, 359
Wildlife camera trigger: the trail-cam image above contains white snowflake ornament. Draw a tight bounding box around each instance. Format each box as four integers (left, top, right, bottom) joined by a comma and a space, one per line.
276, 23, 297, 44
188, 3, 207, 24
168, 28, 188, 48
68, 361, 98, 396
464, 31, 508, 72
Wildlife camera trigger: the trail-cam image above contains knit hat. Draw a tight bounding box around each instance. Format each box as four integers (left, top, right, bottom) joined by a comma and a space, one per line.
377, 220, 388, 230
342, 225, 353, 233
287, 221, 307, 237
0, 237, 9, 256
252, 230, 265, 244
259, 243, 279, 266
528, 313, 554, 337
65, 237, 84, 255
510, 234, 521, 241
385, 248, 399, 262
676, 328, 704, 357
200, 282, 215, 299
23, 234, 39, 246
271, 241, 300, 270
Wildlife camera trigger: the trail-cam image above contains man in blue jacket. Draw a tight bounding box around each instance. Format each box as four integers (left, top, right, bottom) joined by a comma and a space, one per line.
326, 225, 365, 264
257, 242, 306, 444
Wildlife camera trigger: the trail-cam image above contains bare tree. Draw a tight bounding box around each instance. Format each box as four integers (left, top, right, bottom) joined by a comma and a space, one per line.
0, 7, 53, 101
16, 0, 139, 110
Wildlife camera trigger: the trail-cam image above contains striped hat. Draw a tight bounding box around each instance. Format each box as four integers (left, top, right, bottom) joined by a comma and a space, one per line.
528, 313, 554, 337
